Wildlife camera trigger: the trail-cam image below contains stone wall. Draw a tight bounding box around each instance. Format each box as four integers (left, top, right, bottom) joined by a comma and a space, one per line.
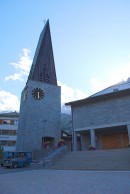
73, 95, 130, 129
16, 80, 61, 152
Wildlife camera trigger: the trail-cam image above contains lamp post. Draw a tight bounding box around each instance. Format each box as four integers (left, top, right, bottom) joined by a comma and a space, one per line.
42, 120, 47, 149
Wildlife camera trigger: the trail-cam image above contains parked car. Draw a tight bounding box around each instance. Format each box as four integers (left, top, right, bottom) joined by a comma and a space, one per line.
3, 157, 29, 168
2, 151, 32, 168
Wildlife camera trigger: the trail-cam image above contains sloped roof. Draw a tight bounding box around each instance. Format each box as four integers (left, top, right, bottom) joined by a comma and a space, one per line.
28, 20, 57, 85
90, 79, 130, 98
66, 78, 130, 107
0, 111, 19, 118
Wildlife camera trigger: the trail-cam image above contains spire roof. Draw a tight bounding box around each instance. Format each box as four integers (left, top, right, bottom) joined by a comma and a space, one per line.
28, 20, 57, 85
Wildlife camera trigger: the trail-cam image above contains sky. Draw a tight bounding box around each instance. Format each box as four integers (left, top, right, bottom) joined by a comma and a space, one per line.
0, 0, 130, 113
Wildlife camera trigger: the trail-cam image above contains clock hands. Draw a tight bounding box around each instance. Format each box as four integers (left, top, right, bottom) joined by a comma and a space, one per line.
38, 91, 40, 99
32, 88, 44, 100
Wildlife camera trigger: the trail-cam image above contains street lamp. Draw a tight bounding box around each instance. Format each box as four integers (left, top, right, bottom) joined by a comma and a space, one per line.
42, 120, 47, 149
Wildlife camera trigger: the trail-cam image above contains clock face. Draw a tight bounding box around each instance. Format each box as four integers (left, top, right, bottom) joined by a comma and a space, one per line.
32, 88, 44, 100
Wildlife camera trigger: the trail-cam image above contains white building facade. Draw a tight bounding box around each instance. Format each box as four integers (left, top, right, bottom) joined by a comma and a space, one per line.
0, 112, 19, 151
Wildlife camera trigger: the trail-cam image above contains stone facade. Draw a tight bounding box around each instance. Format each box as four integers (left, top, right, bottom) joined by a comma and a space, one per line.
16, 20, 61, 152
73, 95, 130, 130
66, 87, 130, 151
17, 80, 61, 152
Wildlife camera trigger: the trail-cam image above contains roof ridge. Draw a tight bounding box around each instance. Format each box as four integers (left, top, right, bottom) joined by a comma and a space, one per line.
89, 80, 130, 98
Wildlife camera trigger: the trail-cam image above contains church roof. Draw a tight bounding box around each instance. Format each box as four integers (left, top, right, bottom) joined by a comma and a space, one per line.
90, 78, 130, 98
66, 78, 130, 107
28, 20, 57, 85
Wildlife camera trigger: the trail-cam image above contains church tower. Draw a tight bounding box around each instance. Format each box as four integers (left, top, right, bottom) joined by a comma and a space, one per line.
16, 20, 61, 152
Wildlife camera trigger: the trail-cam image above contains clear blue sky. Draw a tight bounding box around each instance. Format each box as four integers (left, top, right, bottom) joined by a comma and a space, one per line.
0, 0, 130, 112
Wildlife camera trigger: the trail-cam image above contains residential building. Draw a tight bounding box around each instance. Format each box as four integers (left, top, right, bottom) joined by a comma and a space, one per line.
0, 112, 19, 151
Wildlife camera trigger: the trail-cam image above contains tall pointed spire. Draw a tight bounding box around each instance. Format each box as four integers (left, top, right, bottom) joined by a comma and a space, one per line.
28, 20, 57, 85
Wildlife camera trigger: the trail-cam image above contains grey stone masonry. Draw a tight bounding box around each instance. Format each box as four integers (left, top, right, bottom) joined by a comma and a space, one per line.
73, 95, 130, 129
16, 80, 61, 152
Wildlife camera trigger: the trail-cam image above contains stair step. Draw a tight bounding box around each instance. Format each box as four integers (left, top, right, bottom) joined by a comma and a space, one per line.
49, 148, 130, 170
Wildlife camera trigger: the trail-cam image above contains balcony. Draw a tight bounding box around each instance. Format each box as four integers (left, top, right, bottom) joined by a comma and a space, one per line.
0, 135, 17, 141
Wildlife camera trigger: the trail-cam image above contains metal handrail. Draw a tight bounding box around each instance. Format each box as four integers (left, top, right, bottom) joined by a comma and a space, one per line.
42, 145, 67, 167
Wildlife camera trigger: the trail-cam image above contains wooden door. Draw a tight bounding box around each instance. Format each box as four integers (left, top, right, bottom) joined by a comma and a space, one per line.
102, 133, 129, 150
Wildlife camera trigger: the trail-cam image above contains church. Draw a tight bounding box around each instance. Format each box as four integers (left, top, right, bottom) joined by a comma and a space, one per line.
16, 20, 61, 152
16, 20, 130, 154
66, 80, 130, 151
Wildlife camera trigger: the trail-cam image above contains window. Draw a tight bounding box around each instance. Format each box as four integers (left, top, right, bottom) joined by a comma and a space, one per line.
2, 130, 9, 135
11, 141, 16, 146
0, 130, 17, 135
8, 141, 12, 146
0, 140, 8, 145
0, 119, 15, 125
0, 140, 16, 146
10, 130, 17, 135
7, 141, 16, 146
3, 120, 11, 124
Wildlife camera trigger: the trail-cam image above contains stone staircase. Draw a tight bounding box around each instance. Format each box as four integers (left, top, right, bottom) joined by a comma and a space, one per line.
49, 148, 130, 170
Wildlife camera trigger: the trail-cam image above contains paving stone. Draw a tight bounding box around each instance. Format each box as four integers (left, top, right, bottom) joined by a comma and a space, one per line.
0, 169, 130, 194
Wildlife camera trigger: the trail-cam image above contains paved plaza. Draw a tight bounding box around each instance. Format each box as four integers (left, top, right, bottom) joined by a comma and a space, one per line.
0, 169, 130, 194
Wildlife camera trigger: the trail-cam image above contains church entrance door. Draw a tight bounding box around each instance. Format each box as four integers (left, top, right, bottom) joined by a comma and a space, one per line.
102, 133, 128, 149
